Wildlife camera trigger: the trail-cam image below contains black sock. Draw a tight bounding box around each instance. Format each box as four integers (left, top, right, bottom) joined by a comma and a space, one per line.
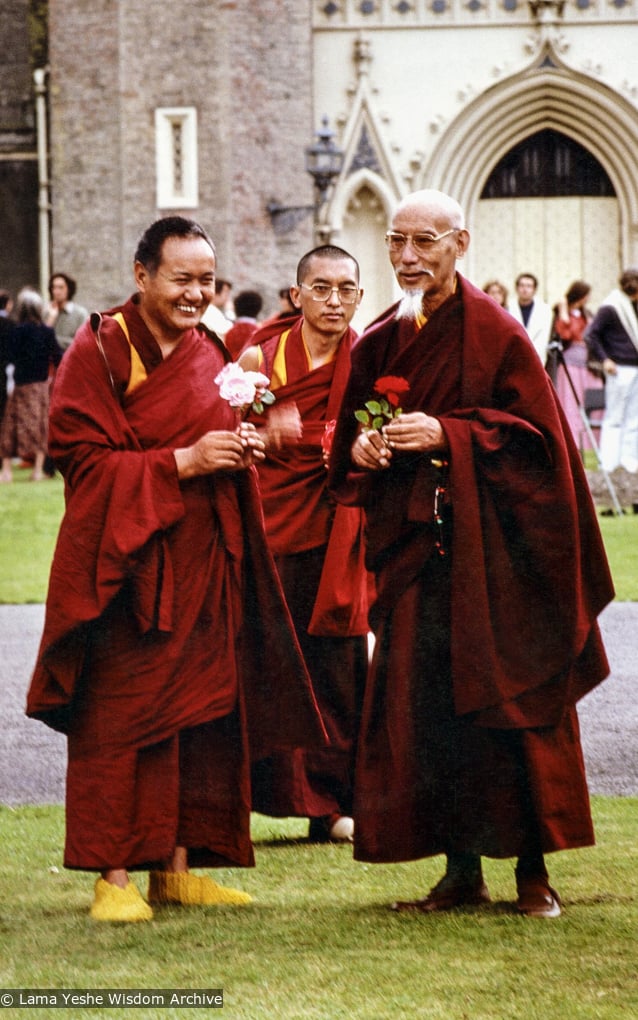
515, 853, 548, 880
445, 852, 483, 883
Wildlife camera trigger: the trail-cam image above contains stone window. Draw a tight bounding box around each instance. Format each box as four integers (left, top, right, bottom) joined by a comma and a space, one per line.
155, 107, 198, 209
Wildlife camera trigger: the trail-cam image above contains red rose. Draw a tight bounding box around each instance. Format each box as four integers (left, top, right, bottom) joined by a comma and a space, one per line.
373, 375, 410, 408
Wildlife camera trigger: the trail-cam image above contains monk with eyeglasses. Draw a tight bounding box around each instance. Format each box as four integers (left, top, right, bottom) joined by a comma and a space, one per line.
241, 245, 370, 844
328, 189, 614, 918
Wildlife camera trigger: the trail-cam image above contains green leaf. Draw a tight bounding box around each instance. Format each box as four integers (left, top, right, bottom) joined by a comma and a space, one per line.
355, 410, 370, 425
366, 400, 383, 414
261, 390, 276, 405
372, 416, 384, 430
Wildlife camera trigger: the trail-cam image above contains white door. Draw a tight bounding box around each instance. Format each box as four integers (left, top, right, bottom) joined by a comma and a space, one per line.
471, 196, 619, 310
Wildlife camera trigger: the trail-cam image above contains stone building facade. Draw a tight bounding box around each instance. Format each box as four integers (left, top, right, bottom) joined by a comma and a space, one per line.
46, 0, 316, 315
312, 0, 638, 325
12, 0, 638, 324
0, 0, 44, 297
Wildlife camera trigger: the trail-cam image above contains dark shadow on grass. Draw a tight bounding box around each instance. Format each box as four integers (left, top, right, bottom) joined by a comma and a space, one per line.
569, 893, 634, 906
252, 836, 308, 848
253, 836, 355, 849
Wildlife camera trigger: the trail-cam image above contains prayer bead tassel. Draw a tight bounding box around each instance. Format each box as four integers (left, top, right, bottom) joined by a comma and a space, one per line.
432, 458, 449, 557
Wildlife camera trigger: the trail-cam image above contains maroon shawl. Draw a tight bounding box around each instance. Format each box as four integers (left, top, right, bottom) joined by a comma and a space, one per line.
252, 319, 370, 636
329, 276, 614, 725
27, 299, 326, 759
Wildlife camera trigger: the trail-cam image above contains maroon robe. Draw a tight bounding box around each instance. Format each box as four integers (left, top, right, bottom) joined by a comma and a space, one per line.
26, 297, 325, 871
249, 320, 369, 819
328, 276, 614, 864
224, 319, 259, 360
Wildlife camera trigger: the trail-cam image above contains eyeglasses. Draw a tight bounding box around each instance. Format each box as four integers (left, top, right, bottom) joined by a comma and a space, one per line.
299, 283, 360, 304
384, 228, 459, 254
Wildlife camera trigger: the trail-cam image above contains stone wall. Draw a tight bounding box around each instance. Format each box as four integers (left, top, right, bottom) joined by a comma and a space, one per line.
49, 0, 315, 315
0, 0, 40, 296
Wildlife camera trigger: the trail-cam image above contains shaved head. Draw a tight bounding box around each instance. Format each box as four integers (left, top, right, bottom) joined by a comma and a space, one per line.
387, 189, 469, 318
393, 189, 465, 230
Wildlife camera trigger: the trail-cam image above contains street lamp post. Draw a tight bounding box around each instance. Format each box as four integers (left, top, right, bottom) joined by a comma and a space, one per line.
266, 117, 344, 239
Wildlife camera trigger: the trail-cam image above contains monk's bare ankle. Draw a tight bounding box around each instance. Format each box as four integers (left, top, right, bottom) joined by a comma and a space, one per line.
163, 846, 189, 873
102, 868, 129, 889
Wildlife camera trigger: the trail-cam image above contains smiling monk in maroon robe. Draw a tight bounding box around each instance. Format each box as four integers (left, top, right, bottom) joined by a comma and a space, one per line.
240, 246, 370, 843
328, 191, 614, 919
26, 218, 325, 923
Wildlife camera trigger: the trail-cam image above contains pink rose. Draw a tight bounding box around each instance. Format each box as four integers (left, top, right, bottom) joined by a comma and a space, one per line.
243, 370, 271, 402
215, 363, 259, 408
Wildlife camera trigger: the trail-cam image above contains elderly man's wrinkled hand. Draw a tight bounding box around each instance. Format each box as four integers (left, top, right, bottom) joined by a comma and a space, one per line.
382, 412, 446, 454
351, 429, 392, 471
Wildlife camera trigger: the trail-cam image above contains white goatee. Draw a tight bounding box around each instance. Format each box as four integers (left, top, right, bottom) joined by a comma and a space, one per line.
395, 289, 426, 321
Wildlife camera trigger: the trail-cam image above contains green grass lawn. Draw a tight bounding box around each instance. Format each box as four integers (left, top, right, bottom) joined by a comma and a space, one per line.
0, 800, 636, 1020
1, 480, 635, 1019
598, 512, 638, 599
1, 464, 636, 602
0, 468, 64, 603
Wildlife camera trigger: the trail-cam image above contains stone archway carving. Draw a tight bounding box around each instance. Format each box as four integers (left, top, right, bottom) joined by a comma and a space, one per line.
329, 166, 398, 236
422, 55, 638, 277
328, 168, 399, 326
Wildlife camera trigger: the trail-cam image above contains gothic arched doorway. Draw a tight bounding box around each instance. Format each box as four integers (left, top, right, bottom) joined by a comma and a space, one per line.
334, 174, 398, 330
474, 129, 618, 307
421, 58, 637, 310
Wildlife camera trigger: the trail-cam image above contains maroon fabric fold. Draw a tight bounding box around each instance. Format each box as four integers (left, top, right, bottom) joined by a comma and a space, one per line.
253, 319, 371, 635
329, 276, 614, 724
27, 299, 326, 758
307, 502, 373, 637
327, 276, 613, 864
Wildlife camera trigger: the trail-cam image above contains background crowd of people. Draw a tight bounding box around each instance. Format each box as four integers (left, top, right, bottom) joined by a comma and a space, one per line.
3, 259, 636, 483
483, 269, 638, 470
0, 275, 87, 483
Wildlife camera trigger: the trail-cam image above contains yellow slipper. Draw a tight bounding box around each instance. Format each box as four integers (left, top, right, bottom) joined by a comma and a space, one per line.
90, 877, 153, 922
148, 871, 252, 906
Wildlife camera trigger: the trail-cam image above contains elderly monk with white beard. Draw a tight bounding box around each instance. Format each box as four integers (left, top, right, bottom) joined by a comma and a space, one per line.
328, 189, 614, 919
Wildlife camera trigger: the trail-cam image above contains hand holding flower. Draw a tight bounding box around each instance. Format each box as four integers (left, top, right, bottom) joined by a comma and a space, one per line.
382, 412, 447, 454
173, 364, 273, 478
237, 421, 266, 464
214, 362, 275, 419
174, 428, 259, 479
351, 375, 410, 471
351, 428, 393, 472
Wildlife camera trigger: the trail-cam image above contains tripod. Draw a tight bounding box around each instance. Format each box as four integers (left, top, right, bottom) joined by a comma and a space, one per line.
546, 340, 623, 516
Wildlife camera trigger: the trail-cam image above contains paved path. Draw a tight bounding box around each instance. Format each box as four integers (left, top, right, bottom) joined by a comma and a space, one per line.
0, 602, 636, 805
